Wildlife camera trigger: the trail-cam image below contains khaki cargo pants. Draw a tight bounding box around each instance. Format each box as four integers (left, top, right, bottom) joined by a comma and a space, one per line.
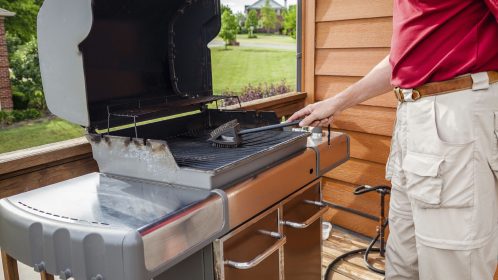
385, 72, 498, 280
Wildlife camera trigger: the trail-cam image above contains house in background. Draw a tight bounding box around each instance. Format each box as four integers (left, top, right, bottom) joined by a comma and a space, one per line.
245, 0, 286, 16
244, 0, 285, 33
0, 8, 14, 111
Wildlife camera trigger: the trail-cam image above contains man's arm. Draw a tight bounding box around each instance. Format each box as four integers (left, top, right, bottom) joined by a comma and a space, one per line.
288, 55, 393, 127
484, 0, 498, 20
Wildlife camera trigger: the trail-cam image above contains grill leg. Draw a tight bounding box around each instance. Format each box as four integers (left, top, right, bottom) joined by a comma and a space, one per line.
1, 250, 19, 280
41, 271, 54, 280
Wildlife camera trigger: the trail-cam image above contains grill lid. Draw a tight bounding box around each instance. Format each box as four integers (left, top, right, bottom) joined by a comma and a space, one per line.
38, 0, 221, 128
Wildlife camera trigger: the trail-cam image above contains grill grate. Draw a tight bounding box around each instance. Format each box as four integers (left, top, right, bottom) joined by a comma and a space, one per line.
167, 130, 307, 171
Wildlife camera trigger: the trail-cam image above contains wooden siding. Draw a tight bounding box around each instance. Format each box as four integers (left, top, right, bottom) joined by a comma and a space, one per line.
305, 0, 396, 237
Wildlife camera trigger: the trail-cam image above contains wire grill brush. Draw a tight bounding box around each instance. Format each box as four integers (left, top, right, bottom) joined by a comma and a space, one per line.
208, 120, 242, 148
208, 119, 302, 148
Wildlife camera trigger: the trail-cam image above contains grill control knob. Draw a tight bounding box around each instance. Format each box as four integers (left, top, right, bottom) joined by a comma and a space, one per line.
59, 269, 72, 280
33, 262, 45, 272
91, 274, 104, 280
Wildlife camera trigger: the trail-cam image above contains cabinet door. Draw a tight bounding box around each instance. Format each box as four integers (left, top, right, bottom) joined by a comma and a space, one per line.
282, 181, 327, 280
214, 207, 285, 280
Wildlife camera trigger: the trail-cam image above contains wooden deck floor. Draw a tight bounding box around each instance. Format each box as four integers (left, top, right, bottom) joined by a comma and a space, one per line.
323, 227, 385, 280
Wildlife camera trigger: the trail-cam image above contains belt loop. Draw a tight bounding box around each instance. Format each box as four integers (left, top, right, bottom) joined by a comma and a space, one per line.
471, 72, 490, 91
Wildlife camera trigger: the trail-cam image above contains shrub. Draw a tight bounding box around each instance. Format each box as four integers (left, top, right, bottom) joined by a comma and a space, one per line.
12, 91, 29, 110
0, 111, 15, 126
23, 108, 42, 119
0, 109, 42, 126
221, 80, 292, 106
9, 38, 47, 111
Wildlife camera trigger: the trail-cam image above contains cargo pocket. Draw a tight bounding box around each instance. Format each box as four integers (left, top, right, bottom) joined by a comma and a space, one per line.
402, 152, 444, 206
402, 146, 475, 209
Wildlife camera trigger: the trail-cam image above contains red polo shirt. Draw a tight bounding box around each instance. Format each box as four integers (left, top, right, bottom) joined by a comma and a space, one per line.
390, 0, 498, 88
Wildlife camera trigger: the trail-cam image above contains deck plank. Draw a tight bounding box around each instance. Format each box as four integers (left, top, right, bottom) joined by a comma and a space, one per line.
322, 228, 385, 280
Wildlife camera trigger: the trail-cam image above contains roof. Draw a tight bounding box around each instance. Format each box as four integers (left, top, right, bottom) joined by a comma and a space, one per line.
246, 0, 284, 9
0, 8, 15, 17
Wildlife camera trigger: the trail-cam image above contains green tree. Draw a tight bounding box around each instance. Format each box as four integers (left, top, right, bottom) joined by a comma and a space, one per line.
219, 9, 238, 49
220, 5, 232, 16
9, 40, 45, 110
245, 10, 259, 30
0, 0, 42, 48
1, 0, 44, 111
261, 0, 277, 33
235, 12, 246, 34
283, 5, 297, 38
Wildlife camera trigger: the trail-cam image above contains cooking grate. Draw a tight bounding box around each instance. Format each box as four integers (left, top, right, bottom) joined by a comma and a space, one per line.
167, 130, 307, 171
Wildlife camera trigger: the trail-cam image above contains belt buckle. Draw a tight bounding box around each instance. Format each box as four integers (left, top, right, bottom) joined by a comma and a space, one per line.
394, 88, 421, 102
394, 87, 404, 102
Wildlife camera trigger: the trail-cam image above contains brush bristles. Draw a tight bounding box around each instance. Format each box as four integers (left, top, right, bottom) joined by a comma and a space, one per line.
209, 119, 239, 139
208, 119, 242, 148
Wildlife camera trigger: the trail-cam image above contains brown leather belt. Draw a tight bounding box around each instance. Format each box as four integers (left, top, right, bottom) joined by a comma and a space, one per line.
394, 71, 498, 102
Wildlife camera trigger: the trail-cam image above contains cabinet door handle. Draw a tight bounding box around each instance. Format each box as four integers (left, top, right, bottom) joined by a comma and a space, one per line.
281, 204, 329, 229
224, 235, 286, 270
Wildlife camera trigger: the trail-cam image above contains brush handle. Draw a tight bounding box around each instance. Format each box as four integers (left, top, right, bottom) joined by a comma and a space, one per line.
238, 120, 302, 135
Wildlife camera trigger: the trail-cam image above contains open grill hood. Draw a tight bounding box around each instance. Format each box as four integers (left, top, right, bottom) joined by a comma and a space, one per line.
38, 0, 221, 128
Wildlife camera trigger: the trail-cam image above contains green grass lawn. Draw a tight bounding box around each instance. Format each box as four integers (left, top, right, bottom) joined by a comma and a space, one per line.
1, 44, 297, 154
0, 118, 84, 154
234, 33, 297, 45
211, 47, 296, 93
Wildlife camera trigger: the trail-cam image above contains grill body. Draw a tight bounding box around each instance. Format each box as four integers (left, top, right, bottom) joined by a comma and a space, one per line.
0, 0, 351, 279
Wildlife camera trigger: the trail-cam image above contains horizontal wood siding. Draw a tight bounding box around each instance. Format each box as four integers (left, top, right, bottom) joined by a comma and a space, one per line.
316, 18, 392, 49
316, 0, 393, 22
315, 48, 391, 77
312, 0, 396, 237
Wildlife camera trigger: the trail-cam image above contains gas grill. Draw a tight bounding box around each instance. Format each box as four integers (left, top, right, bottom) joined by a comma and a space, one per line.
0, 1, 350, 280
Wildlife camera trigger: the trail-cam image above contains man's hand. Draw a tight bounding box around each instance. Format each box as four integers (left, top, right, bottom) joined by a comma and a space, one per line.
288, 98, 338, 127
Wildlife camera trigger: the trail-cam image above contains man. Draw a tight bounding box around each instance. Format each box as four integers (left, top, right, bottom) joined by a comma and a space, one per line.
289, 0, 498, 279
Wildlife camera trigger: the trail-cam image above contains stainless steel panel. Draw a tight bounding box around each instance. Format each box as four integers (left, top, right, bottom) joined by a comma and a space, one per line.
282, 182, 324, 280
0, 173, 228, 279
307, 132, 350, 176
142, 194, 225, 272
214, 207, 283, 280
7, 173, 211, 229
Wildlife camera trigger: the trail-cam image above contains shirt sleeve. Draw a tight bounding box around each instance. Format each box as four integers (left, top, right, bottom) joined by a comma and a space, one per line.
484, 0, 498, 20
